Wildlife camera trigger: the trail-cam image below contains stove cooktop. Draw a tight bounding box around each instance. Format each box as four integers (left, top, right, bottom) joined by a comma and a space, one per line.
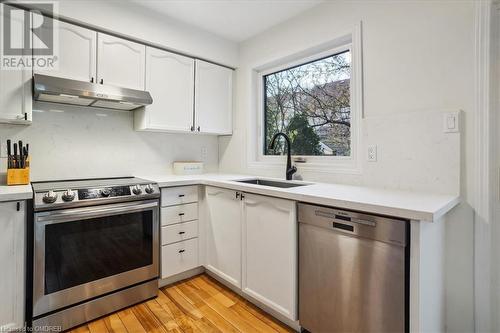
32, 177, 160, 211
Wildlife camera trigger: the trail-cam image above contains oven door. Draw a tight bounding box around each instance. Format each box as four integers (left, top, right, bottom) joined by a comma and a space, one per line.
33, 199, 159, 317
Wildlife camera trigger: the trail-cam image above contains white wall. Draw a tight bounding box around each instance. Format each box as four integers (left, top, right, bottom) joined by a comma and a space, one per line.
0, 102, 220, 181
219, 1, 475, 331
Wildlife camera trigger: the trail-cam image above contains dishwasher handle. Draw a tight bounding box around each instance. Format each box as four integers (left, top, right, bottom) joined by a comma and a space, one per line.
298, 203, 407, 246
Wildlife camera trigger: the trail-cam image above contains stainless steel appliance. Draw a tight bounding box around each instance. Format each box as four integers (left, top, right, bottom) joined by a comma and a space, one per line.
30, 177, 160, 331
298, 203, 409, 333
33, 74, 153, 110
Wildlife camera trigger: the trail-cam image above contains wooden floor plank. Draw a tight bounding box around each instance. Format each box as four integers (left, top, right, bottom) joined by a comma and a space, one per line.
117, 308, 147, 333
64, 274, 292, 333
103, 313, 128, 333
87, 319, 110, 333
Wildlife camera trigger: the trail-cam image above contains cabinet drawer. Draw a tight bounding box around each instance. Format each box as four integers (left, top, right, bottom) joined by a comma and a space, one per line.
161, 220, 198, 245
161, 238, 199, 278
161, 186, 198, 206
161, 203, 198, 226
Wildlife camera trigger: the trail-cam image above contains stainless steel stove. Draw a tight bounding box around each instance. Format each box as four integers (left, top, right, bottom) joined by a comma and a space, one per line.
30, 177, 160, 331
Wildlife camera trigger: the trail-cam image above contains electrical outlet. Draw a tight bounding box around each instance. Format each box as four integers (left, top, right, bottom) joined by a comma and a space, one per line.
200, 147, 208, 161
367, 145, 377, 162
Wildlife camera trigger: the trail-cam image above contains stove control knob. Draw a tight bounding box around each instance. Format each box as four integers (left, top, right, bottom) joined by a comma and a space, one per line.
145, 184, 155, 194
132, 185, 142, 195
100, 188, 111, 197
43, 190, 58, 204
62, 189, 75, 202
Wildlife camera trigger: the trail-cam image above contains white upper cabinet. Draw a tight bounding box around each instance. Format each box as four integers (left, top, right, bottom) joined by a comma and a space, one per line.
33, 17, 97, 82
97, 33, 145, 90
135, 47, 195, 132
194, 60, 233, 135
242, 194, 297, 321
0, 201, 26, 330
205, 186, 242, 288
0, 5, 31, 124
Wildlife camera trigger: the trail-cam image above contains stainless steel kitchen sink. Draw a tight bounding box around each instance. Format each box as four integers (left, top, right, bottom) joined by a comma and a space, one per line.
235, 179, 310, 188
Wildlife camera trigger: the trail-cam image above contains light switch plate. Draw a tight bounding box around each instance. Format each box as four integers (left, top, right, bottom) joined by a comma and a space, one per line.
443, 112, 460, 133
367, 145, 377, 162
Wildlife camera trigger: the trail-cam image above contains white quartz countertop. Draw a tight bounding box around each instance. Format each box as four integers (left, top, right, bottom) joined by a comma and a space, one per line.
139, 173, 460, 222
0, 173, 460, 221
0, 184, 33, 202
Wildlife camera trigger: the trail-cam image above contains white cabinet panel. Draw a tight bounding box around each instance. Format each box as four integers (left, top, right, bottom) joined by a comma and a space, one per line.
0, 5, 31, 124
161, 220, 198, 245
194, 60, 232, 135
161, 186, 198, 207
161, 203, 198, 226
0, 201, 25, 330
161, 238, 199, 278
97, 33, 145, 90
205, 186, 241, 288
136, 47, 194, 132
34, 17, 96, 82
242, 194, 297, 320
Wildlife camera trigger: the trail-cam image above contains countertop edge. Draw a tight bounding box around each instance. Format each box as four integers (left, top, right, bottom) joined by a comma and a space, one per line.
149, 175, 460, 222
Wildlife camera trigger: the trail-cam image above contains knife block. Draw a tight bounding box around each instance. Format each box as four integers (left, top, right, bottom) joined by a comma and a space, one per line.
7, 160, 30, 186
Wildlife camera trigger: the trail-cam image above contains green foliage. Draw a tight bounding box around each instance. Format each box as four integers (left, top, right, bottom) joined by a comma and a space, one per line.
287, 113, 323, 155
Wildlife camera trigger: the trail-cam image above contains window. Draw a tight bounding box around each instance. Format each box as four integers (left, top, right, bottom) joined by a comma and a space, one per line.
263, 50, 352, 157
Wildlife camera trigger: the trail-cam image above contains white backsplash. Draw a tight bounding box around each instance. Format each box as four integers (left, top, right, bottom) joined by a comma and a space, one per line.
0, 102, 219, 181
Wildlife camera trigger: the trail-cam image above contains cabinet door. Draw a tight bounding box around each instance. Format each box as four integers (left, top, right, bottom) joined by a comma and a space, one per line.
0, 201, 25, 329
33, 17, 97, 82
205, 186, 241, 288
0, 5, 32, 124
141, 47, 194, 132
194, 60, 232, 135
242, 194, 297, 320
97, 33, 145, 90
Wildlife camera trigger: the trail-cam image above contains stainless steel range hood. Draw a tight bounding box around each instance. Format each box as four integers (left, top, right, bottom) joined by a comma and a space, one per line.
33, 74, 153, 111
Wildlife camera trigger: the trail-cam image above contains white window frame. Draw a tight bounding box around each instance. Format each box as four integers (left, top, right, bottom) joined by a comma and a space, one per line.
247, 23, 363, 174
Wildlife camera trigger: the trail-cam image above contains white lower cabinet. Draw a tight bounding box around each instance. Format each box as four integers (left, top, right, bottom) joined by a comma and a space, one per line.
204, 187, 297, 321
161, 238, 198, 278
242, 194, 297, 321
160, 186, 200, 279
205, 186, 242, 288
0, 201, 25, 329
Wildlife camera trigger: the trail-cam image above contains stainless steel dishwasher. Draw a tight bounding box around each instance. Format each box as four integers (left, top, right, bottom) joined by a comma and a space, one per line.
298, 203, 409, 333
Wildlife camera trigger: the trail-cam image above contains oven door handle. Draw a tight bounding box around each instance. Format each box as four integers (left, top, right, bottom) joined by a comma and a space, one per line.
35, 200, 159, 224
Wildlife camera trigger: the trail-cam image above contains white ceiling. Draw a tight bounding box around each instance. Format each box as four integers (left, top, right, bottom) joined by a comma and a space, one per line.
128, 0, 323, 42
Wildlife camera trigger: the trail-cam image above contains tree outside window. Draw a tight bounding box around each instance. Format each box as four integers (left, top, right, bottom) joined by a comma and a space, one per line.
264, 50, 351, 157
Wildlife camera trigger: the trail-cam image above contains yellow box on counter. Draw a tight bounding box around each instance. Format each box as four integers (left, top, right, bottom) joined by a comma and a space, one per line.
7, 167, 30, 185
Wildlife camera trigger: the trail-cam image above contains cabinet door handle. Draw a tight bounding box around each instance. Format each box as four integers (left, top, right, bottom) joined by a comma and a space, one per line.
90, 77, 94, 83
178, 249, 185, 253
178, 213, 185, 216
24, 113, 28, 121
178, 194, 185, 198
190, 126, 195, 131
197, 126, 200, 132
100, 79, 104, 84
236, 192, 240, 199
178, 231, 185, 235
16, 202, 20, 211
240, 194, 245, 200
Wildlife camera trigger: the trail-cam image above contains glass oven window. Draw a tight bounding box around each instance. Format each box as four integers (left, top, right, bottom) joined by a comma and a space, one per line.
44, 211, 153, 294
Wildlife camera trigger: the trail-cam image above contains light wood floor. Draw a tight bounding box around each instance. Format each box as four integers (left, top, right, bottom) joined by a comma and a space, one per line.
69, 274, 294, 333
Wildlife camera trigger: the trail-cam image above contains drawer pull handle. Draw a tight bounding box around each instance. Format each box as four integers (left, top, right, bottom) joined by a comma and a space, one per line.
178, 249, 185, 253
178, 194, 185, 198
179, 231, 185, 235
178, 213, 185, 216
